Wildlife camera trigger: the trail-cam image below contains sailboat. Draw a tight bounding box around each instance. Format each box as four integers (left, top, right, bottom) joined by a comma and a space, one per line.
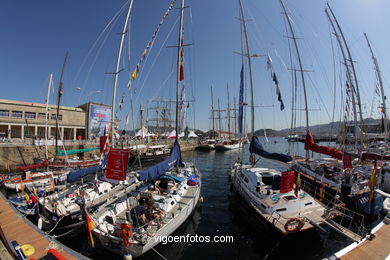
91, 0, 202, 257
290, 4, 386, 215
198, 86, 217, 150
215, 85, 242, 151
229, 0, 327, 235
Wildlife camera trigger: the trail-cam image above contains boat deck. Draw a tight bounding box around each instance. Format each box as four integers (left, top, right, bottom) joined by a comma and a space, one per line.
338, 222, 390, 260
115, 185, 199, 240
0, 193, 87, 259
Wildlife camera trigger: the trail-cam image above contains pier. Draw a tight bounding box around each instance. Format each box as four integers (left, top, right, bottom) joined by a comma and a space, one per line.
0, 192, 88, 259
330, 219, 390, 260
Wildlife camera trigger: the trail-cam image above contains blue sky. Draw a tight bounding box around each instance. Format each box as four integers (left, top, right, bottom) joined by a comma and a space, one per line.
1, 0, 390, 132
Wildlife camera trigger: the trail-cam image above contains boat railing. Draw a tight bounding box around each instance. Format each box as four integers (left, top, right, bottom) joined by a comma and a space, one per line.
300, 178, 368, 241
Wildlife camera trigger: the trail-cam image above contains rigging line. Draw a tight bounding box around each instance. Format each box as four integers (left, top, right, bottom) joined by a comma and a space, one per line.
327, 14, 337, 125
245, 5, 267, 55
78, 9, 124, 105
72, 2, 128, 87
134, 15, 180, 104
306, 74, 331, 121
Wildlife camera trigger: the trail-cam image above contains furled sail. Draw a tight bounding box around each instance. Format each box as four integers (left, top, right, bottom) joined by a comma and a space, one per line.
139, 140, 183, 181
304, 131, 342, 160
67, 165, 102, 183
249, 136, 292, 163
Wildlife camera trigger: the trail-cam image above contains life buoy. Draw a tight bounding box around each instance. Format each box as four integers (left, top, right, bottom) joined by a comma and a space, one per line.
121, 223, 133, 246
284, 217, 305, 233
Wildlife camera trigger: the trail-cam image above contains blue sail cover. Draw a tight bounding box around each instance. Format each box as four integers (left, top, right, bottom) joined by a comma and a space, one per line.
249, 136, 292, 163
238, 64, 244, 136
139, 141, 183, 181
67, 165, 102, 183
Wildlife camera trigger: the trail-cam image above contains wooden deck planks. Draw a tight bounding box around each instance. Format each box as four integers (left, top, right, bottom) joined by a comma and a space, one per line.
340, 223, 390, 260
0, 194, 83, 260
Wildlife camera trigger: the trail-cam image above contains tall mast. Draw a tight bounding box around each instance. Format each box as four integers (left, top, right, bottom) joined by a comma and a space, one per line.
325, 7, 359, 150
211, 86, 215, 138
140, 105, 144, 138
227, 84, 231, 139
234, 97, 237, 138
218, 98, 222, 137
110, 0, 134, 145
327, 4, 364, 137
280, 0, 309, 160
364, 32, 387, 133
45, 73, 53, 161
55, 52, 68, 158
175, 0, 185, 141
238, 0, 255, 137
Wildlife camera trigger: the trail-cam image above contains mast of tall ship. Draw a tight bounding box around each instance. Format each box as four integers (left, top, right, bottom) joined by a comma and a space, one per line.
175, 0, 185, 141
364, 32, 387, 134
237, 0, 255, 139
45, 73, 53, 161
55, 52, 68, 158
211, 86, 215, 138
325, 7, 359, 151
110, 0, 134, 145
280, 0, 310, 161
327, 3, 365, 151
227, 84, 231, 140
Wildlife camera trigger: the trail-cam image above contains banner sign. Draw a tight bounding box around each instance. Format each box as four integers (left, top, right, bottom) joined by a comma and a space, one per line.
280, 171, 295, 193
89, 104, 111, 139
106, 149, 130, 181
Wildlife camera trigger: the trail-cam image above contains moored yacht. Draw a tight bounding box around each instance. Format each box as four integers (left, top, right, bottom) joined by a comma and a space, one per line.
197, 139, 216, 150
230, 137, 327, 234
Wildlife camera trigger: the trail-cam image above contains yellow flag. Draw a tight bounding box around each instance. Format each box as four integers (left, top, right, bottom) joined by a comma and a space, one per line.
25, 193, 30, 203
369, 164, 377, 202
132, 68, 138, 80
142, 49, 147, 57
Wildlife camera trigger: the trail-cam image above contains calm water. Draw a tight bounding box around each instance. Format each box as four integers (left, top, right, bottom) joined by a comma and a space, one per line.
60, 137, 351, 259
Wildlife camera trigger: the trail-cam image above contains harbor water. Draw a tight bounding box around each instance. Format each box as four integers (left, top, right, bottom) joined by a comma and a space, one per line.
56, 137, 355, 259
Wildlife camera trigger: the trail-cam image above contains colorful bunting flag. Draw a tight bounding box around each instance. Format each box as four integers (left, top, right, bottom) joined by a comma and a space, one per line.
119, 95, 125, 111
130, 0, 176, 84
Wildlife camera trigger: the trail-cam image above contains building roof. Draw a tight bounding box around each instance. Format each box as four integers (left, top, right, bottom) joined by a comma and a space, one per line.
0, 99, 85, 112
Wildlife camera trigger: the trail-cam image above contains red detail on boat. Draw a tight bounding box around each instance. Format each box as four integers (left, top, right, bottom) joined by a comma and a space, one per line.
304, 131, 342, 160
280, 171, 295, 193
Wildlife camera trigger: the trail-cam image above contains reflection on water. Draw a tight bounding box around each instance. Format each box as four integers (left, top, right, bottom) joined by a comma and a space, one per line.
59, 138, 351, 259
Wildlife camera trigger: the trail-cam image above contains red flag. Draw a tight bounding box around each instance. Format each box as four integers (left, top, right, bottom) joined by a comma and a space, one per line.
180, 64, 184, 81
179, 46, 184, 81
99, 136, 109, 153
106, 149, 130, 181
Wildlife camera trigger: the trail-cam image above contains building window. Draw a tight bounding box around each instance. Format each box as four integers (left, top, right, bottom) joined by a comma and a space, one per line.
38, 113, 47, 120
51, 114, 62, 121
25, 112, 36, 119
0, 110, 9, 117
11, 111, 23, 118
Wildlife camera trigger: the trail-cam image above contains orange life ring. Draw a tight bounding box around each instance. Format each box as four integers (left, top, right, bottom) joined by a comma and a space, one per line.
284, 217, 305, 233
121, 223, 133, 246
